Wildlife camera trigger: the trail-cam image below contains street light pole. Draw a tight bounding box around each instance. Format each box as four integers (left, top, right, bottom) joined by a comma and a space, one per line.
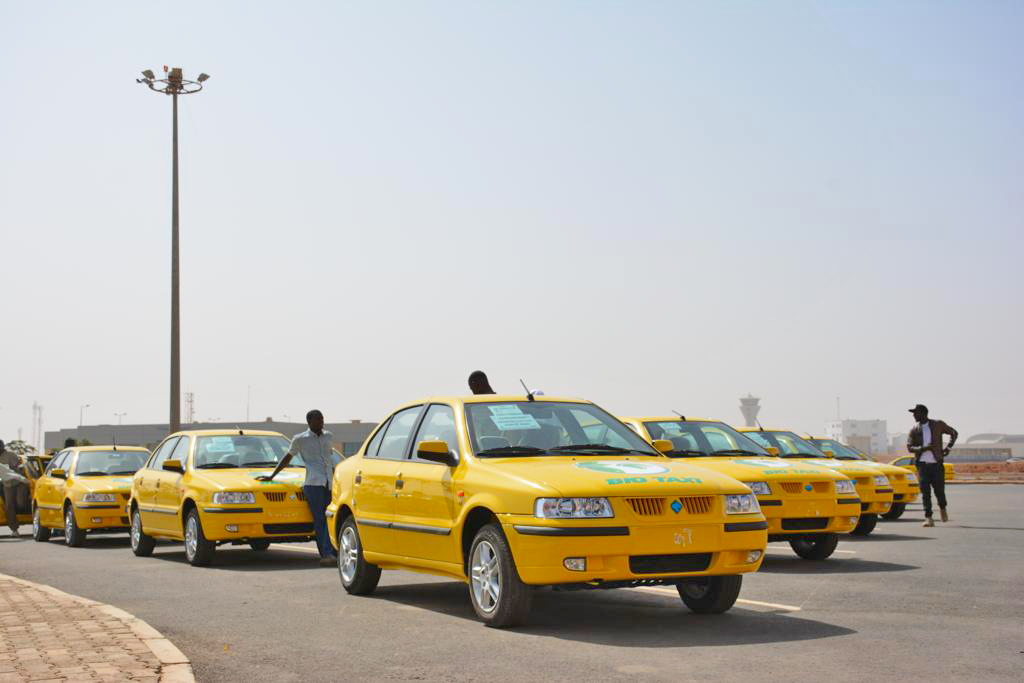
79, 404, 90, 426
115, 412, 127, 425
137, 67, 209, 434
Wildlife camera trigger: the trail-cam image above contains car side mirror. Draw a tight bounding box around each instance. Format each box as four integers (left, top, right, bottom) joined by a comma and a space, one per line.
51, 468, 66, 480
823, 450, 835, 458
765, 447, 780, 456
416, 441, 456, 466
652, 439, 673, 454
162, 459, 185, 474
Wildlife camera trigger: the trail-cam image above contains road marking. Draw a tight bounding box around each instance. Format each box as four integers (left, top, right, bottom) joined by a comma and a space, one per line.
634, 586, 801, 611
767, 545, 856, 554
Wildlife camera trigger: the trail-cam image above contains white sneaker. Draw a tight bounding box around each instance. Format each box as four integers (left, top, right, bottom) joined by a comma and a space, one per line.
922, 517, 934, 527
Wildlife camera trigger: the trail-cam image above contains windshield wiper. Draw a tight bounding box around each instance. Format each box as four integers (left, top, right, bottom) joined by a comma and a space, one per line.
549, 444, 648, 455
110, 470, 138, 475
75, 471, 111, 476
195, 463, 238, 469
666, 449, 709, 457
712, 449, 765, 457
242, 461, 281, 467
476, 446, 547, 457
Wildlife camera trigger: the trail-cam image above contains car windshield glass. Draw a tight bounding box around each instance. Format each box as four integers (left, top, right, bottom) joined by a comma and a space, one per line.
465, 402, 658, 457
74, 451, 149, 476
809, 438, 862, 460
193, 435, 310, 469
644, 421, 769, 457
747, 431, 825, 457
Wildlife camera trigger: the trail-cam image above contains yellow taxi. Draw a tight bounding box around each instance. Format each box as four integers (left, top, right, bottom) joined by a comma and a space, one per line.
1, 452, 49, 531
128, 429, 339, 566
738, 428, 894, 536
621, 417, 859, 560
327, 395, 767, 627
808, 438, 920, 520
890, 454, 955, 482
32, 446, 149, 545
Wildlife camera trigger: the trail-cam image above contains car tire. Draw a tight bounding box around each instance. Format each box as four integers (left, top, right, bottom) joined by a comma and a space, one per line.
881, 503, 906, 520
677, 575, 743, 614
64, 505, 85, 548
184, 509, 215, 567
338, 517, 380, 595
851, 512, 878, 535
249, 539, 271, 552
467, 523, 532, 628
130, 508, 155, 557
32, 507, 51, 542
789, 532, 839, 560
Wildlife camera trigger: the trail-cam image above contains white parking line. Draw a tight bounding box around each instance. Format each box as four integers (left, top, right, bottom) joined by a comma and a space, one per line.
634, 586, 802, 612
270, 544, 319, 554
767, 545, 856, 554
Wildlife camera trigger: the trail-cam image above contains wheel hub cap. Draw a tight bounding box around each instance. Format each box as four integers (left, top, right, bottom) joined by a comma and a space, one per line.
470, 540, 501, 613
340, 526, 359, 583
185, 517, 198, 557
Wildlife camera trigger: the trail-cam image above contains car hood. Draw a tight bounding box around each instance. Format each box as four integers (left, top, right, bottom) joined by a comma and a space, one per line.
661, 456, 847, 481
793, 458, 880, 475
476, 455, 753, 497
841, 461, 906, 476
189, 467, 305, 491
74, 476, 135, 493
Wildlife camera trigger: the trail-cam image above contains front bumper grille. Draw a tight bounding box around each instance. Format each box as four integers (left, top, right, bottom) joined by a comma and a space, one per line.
781, 517, 829, 531
263, 523, 314, 535
629, 552, 712, 575
263, 491, 306, 503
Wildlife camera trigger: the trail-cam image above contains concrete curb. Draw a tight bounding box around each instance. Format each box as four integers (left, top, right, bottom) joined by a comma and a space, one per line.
0, 572, 196, 682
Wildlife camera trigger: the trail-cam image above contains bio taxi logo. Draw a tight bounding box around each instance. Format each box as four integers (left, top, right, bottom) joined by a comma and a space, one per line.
575, 461, 670, 475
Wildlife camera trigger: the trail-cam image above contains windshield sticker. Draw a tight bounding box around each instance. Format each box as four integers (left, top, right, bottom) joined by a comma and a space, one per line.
490, 413, 541, 431
576, 461, 670, 475
204, 443, 234, 453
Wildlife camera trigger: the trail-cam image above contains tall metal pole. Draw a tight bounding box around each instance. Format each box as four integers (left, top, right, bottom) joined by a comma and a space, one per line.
170, 92, 181, 433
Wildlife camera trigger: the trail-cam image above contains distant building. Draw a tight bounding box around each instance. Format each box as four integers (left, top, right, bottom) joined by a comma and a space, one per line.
825, 419, 888, 456
949, 434, 1024, 461
739, 395, 761, 428
45, 418, 376, 455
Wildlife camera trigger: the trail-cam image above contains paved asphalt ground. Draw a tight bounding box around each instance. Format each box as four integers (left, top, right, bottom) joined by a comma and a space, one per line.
1, 484, 1020, 682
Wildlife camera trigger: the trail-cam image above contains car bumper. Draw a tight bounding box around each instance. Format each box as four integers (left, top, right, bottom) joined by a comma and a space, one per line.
199, 504, 314, 541
499, 514, 766, 586
757, 497, 861, 535
71, 505, 130, 531
892, 484, 920, 503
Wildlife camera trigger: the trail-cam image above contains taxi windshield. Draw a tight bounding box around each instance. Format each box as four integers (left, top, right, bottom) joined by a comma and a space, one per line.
194, 435, 305, 469
466, 402, 658, 457
74, 450, 149, 476
809, 438, 862, 460
746, 431, 825, 458
644, 421, 768, 457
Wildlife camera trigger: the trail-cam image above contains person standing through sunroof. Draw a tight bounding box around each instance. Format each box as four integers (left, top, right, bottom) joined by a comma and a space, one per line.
468, 370, 495, 395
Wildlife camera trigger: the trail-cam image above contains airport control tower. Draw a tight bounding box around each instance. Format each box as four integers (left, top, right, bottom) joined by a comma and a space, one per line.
739, 395, 761, 427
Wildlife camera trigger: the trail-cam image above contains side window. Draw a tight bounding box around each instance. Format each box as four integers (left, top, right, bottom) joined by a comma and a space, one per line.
362, 419, 390, 459
168, 437, 191, 468
702, 427, 736, 452
150, 437, 180, 470
375, 406, 424, 461
411, 405, 459, 462
47, 451, 70, 473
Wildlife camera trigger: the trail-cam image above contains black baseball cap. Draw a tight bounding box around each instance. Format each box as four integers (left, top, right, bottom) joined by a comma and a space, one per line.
908, 404, 928, 413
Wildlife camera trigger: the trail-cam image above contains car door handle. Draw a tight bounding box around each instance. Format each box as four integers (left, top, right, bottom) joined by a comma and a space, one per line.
395, 472, 404, 490
156, 480, 160, 489
354, 471, 362, 485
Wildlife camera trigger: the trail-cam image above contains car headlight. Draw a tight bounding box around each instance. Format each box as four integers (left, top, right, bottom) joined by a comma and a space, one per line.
212, 491, 256, 505
904, 472, 918, 483
742, 482, 772, 496
81, 493, 116, 503
834, 479, 856, 495
724, 493, 760, 514
534, 498, 613, 519
873, 475, 889, 487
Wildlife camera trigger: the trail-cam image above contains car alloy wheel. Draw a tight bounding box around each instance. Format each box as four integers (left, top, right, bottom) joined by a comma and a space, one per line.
185, 514, 199, 560
131, 512, 142, 549
33, 509, 40, 535
339, 524, 360, 584
470, 539, 501, 614
64, 510, 73, 540
680, 578, 711, 600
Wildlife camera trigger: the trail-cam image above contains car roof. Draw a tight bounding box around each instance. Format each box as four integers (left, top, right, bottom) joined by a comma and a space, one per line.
74, 445, 149, 452
390, 395, 591, 410
170, 429, 286, 438
623, 416, 720, 423
737, 427, 799, 433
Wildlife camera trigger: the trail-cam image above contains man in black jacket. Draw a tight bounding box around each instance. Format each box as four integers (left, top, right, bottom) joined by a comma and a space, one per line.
906, 404, 958, 527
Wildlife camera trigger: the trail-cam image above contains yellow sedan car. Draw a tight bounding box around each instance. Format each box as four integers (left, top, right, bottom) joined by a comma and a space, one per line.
1, 453, 49, 532
620, 417, 859, 560
327, 395, 767, 627
890, 455, 955, 482
32, 446, 150, 546
808, 438, 920, 520
738, 429, 894, 536
128, 429, 339, 566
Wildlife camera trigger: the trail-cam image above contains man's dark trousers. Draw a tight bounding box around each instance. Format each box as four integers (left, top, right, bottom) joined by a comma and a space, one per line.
303, 485, 335, 558
916, 462, 947, 518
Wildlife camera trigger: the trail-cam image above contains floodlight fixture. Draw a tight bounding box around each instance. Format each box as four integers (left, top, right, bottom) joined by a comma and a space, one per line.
142, 69, 155, 80
197, 73, 210, 83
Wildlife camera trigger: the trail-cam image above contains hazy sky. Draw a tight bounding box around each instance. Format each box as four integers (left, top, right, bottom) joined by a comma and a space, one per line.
2, 2, 1021, 446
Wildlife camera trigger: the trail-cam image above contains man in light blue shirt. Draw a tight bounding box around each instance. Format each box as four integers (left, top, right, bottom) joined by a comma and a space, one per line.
258, 410, 338, 565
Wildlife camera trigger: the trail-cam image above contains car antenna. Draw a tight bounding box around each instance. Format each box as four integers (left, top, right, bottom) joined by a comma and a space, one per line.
519, 379, 535, 402
672, 410, 686, 420
756, 418, 764, 432
236, 425, 244, 435
112, 433, 117, 451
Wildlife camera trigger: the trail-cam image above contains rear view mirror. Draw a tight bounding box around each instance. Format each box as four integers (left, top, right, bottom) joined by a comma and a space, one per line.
51, 468, 66, 480
765, 447, 780, 456
652, 439, 673, 454
416, 441, 456, 466
162, 459, 184, 474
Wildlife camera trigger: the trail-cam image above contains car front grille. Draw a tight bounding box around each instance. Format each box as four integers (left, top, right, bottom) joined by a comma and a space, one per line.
855, 477, 870, 487
781, 517, 829, 531
629, 553, 712, 575
121, 493, 131, 501
780, 482, 802, 494
263, 492, 306, 503
678, 495, 714, 515
263, 523, 314, 535
812, 481, 831, 493
625, 497, 664, 516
